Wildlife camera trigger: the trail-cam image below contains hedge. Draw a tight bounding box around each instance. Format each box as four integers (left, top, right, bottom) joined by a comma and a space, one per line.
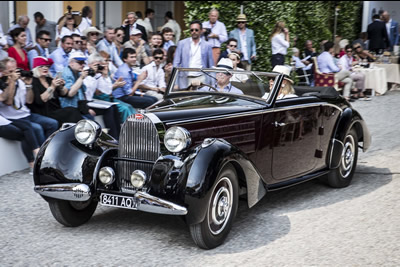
184, 1, 362, 71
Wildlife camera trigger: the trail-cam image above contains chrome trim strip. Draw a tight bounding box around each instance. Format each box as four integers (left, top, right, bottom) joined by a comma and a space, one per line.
166, 102, 342, 126
34, 183, 91, 201
135, 191, 187, 215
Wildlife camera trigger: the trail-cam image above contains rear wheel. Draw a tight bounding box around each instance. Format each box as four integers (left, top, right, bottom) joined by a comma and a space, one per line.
189, 165, 238, 249
49, 199, 98, 227
327, 128, 358, 188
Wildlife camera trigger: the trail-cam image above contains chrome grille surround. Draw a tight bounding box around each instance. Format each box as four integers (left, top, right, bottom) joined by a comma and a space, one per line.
118, 114, 160, 192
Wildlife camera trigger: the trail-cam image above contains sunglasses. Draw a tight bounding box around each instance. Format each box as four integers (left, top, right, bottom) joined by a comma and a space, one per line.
74, 41, 82, 44
38, 65, 50, 68
354, 46, 361, 49
90, 32, 99, 36
190, 28, 200, 32
229, 44, 237, 47
154, 56, 163, 60
116, 34, 122, 37
40, 38, 52, 42
237, 22, 246, 24
75, 60, 85, 65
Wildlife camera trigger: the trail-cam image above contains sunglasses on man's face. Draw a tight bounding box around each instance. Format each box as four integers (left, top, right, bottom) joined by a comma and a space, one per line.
229, 44, 237, 47
40, 38, 52, 42
154, 56, 163, 60
75, 41, 82, 44
190, 28, 200, 32
238, 22, 246, 24
354, 46, 361, 49
346, 50, 353, 53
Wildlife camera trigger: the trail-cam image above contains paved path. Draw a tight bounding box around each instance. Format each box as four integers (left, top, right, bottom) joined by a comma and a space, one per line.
1, 91, 400, 266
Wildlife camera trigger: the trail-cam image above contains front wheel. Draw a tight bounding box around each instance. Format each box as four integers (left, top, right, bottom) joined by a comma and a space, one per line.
49, 199, 98, 227
189, 165, 239, 249
327, 128, 358, 188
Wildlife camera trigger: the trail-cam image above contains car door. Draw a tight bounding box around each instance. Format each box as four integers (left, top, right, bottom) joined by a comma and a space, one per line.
271, 98, 322, 180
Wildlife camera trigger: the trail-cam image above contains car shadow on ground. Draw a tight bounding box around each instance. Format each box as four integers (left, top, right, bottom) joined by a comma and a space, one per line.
80, 165, 391, 253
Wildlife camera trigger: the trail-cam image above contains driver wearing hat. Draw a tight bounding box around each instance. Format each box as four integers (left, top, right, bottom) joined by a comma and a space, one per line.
198, 58, 243, 94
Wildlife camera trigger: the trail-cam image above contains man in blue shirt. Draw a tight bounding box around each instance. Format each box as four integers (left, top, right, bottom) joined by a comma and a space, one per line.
27, 30, 51, 68
317, 41, 353, 100
49, 36, 74, 76
113, 48, 158, 108
96, 26, 123, 68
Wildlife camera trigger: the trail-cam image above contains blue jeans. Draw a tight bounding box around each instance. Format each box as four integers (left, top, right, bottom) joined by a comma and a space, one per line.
28, 113, 58, 145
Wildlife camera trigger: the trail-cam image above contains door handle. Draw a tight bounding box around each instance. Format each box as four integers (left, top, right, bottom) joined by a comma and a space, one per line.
274, 121, 286, 127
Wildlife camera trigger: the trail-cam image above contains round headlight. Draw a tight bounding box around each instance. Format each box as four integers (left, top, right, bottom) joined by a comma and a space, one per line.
130, 170, 147, 189
74, 120, 100, 145
99, 167, 115, 185
164, 126, 191, 153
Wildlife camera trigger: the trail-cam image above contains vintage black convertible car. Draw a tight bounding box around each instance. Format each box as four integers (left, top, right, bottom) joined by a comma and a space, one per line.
33, 67, 371, 249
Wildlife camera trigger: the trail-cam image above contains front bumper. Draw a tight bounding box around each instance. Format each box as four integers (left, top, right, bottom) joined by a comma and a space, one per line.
34, 183, 187, 215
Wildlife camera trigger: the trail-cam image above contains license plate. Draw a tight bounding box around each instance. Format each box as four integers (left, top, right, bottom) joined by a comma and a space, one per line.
100, 193, 139, 210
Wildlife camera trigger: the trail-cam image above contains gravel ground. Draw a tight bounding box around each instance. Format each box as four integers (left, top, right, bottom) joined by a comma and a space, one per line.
1, 90, 400, 267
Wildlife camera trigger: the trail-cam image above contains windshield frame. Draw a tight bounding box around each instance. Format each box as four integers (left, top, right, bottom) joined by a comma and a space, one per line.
166, 67, 283, 103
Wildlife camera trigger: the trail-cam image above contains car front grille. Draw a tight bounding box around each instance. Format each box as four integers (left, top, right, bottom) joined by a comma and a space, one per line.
118, 114, 160, 191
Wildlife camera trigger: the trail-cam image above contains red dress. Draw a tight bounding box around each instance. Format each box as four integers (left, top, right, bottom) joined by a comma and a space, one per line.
8, 46, 29, 70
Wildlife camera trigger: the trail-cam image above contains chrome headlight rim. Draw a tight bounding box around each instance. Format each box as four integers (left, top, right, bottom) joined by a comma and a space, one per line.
99, 167, 115, 185
164, 126, 191, 153
130, 170, 147, 189
74, 119, 101, 145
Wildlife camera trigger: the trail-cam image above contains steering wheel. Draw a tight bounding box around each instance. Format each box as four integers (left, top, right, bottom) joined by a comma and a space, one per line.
199, 83, 218, 92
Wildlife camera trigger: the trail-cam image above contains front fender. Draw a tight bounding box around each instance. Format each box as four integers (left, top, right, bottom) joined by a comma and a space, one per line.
33, 125, 109, 190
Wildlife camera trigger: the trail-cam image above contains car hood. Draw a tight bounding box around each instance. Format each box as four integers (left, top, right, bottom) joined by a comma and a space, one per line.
147, 94, 266, 124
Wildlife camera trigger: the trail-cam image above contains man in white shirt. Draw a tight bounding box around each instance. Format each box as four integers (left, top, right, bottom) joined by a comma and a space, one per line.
202, 8, 228, 65
78, 6, 93, 34
137, 49, 166, 100
161, 11, 181, 44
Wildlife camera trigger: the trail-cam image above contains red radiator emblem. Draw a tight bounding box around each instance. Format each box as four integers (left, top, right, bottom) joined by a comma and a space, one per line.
134, 114, 144, 120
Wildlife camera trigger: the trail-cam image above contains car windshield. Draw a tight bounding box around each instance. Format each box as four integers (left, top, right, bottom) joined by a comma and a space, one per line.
168, 68, 280, 101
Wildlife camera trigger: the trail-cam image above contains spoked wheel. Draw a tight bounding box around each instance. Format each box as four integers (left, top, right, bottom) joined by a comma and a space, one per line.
49, 199, 98, 227
189, 165, 238, 249
327, 128, 358, 188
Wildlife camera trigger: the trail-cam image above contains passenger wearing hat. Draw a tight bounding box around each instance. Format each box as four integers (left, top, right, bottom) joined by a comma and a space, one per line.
198, 58, 243, 95
229, 14, 257, 71
58, 51, 96, 119
262, 65, 298, 100
28, 56, 83, 126
123, 28, 150, 67
49, 35, 74, 76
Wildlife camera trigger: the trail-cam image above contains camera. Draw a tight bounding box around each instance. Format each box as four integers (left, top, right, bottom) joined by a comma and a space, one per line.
87, 68, 96, 77
204, 28, 211, 41
97, 64, 104, 71
17, 68, 33, 78
0, 76, 8, 90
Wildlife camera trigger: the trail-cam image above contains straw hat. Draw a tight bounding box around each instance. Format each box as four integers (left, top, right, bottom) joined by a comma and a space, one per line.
236, 14, 247, 22
82, 27, 103, 38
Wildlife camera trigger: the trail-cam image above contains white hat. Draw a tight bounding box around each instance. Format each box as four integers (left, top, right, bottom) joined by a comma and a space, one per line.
130, 28, 142, 36
82, 27, 103, 38
215, 58, 233, 70
69, 51, 87, 62
272, 65, 293, 84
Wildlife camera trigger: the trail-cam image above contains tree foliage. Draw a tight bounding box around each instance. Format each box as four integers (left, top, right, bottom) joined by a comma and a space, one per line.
184, 1, 362, 70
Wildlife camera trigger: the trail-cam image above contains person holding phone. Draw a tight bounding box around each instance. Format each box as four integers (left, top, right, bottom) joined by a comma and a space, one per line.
270, 21, 290, 68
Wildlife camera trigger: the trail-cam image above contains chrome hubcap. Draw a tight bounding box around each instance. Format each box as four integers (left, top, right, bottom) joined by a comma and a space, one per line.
208, 177, 233, 235
340, 135, 355, 178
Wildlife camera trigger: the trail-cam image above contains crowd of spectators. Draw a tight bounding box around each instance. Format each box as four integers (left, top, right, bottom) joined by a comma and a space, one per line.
0, 6, 398, 172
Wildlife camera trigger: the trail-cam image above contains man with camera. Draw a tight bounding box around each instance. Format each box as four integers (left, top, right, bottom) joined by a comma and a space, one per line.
59, 51, 96, 119
0, 57, 58, 145
202, 8, 228, 65
82, 53, 121, 139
